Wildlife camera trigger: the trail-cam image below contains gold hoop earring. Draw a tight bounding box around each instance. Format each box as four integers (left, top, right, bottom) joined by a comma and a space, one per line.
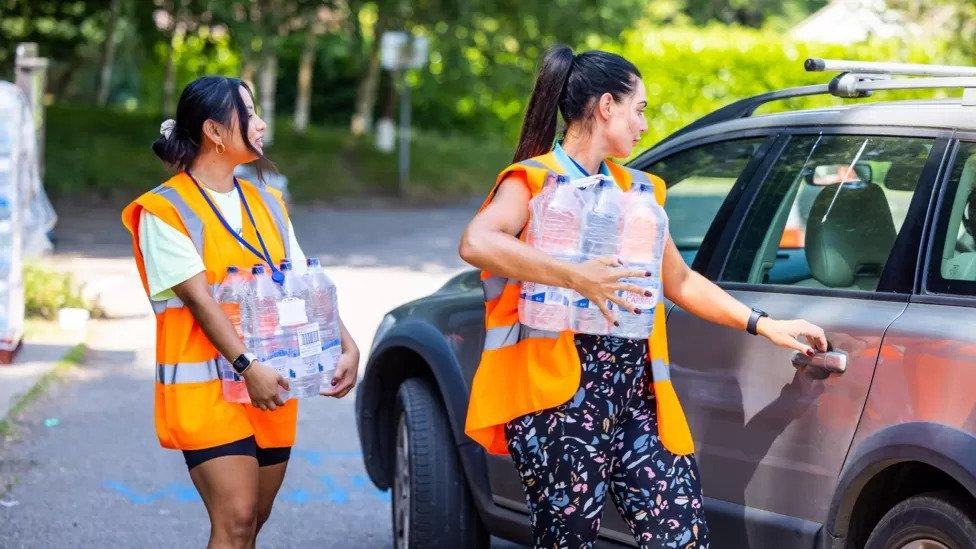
215, 142, 225, 155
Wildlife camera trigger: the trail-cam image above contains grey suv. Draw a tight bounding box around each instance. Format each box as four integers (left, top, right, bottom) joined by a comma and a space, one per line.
356, 59, 976, 548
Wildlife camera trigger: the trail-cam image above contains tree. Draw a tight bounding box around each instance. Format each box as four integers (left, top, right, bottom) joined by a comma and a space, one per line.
96, 0, 124, 106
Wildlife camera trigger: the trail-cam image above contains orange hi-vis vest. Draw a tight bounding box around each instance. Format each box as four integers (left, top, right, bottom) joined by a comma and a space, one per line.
464, 151, 695, 456
121, 172, 298, 451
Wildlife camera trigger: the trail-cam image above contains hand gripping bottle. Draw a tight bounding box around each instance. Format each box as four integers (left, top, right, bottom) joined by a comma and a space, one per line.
247, 264, 292, 401
611, 182, 669, 339
519, 174, 583, 332
214, 266, 250, 403
572, 177, 625, 335
304, 257, 340, 387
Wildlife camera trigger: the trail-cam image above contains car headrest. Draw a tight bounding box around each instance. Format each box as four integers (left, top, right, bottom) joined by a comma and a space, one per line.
805, 182, 896, 288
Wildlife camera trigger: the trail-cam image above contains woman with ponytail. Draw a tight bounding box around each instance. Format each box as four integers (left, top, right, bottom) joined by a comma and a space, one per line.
460, 46, 827, 548
121, 76, 360, 547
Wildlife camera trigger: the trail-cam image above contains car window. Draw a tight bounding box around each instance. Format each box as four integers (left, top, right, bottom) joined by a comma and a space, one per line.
928, 141, 976, 296
645, 138, 766, 264
721, 135, 933, 291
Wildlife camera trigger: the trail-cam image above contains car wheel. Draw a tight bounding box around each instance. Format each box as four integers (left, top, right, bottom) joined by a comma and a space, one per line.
865, 491, 976, 549
392, 377, 488, 549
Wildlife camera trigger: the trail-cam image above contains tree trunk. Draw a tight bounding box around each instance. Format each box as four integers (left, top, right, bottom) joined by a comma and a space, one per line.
96, 0, 122, 106
293, 27, 318, 134
162, 0, 189, 116
349, 17, 384, 136
258, 51, 278, 144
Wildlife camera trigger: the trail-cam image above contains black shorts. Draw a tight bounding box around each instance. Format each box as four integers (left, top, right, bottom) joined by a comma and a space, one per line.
182, 435, 291, 470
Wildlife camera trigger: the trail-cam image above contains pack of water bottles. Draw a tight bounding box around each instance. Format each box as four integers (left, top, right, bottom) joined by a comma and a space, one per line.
519, 173, 669, 339
214, 257, 342, 404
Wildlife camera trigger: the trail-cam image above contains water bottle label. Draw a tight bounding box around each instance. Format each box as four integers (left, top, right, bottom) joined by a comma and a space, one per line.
573, 298, 591, 308
277, 297, 309, 326
529, 292, 546, 303
296, 323, 321, 358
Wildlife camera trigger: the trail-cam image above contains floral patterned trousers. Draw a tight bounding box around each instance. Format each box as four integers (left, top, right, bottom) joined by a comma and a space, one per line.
504, 334, 710, 549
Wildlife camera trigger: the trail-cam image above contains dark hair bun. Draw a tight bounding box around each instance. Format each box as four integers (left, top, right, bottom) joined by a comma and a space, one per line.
151, 133, 197, 168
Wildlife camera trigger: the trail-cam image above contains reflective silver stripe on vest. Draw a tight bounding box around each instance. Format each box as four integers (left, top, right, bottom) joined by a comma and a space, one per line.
484, 324, 522, 350
518, 159, 549, 170
520, 326, 560, 340
625, 167, 652, 188
150, 297, 183, 315
482, 275, 510, 301
256, 186, 291, 258
484, 322, 561, 351
156, 360, 220, 385
152, 185, 205, 254
651, 358, 669, 382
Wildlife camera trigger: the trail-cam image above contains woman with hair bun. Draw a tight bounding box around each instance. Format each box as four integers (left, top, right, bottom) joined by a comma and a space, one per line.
121, 76, 359, 547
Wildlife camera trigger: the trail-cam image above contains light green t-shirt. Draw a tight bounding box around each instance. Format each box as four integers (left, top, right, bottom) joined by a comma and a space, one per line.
138, 186, 306, 300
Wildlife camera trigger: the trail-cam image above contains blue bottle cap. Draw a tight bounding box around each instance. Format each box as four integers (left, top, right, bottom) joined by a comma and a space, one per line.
226, 265, 239, 274
307, 257, 320, 267
252, 265, 265, 275
280, 259, 292, 271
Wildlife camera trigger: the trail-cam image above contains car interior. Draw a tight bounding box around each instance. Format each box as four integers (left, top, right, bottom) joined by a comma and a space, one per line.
939, 151, 976, 282
746, 142, 926, 291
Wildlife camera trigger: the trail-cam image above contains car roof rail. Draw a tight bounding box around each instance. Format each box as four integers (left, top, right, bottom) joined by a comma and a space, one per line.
651, 58, 976, 151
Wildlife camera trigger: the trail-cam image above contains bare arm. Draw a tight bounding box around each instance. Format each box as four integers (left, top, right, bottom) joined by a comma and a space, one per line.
661, 237, 828, 355
459, 176, 648, 322
171, 271, 287, 409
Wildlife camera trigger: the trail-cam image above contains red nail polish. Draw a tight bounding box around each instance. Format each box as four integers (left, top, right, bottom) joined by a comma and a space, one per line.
644, 291, 651, 297
634, 309, 642, 315
613, 321, 620, 327
331, 379, 338, 385
806, 349, 815, 357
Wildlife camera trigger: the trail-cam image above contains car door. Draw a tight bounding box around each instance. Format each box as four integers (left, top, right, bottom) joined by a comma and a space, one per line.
666, 131, 948, 548
482, 134, 776, 541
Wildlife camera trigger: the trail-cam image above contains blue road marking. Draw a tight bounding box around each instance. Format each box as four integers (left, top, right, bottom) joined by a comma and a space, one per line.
104, 449, 386, 506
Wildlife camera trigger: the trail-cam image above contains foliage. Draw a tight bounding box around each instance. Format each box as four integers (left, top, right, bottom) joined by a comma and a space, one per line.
599, 23, 965, 154
23, 263, 92, 320
43, 103, 511, 202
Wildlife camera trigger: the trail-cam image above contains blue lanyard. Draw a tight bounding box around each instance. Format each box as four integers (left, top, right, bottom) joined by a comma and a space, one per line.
186, 170, 285, 285
566, 154, 591, 177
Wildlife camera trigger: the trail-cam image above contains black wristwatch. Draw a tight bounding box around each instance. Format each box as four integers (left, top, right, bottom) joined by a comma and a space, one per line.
232, 352, 257, 374
746, 308, 769, 336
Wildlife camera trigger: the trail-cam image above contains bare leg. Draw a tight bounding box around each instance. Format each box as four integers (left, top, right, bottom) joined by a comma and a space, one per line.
189, 455, 261, 549
255, 460, 289, 535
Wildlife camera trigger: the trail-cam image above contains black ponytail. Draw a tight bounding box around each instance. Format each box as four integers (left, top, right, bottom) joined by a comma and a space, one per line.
151, 76, 275, 182
513, 45, 641, 163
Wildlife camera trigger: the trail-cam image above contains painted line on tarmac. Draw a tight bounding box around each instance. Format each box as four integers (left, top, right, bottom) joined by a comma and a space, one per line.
103, 448, 388, 506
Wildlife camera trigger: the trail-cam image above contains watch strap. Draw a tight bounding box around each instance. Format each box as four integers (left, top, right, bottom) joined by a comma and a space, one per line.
747, 308, 768, 336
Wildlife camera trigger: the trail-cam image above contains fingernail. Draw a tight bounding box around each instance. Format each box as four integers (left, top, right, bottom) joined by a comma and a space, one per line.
634, 308, 641, 315
613, 321, 620, 327
806, 349, 815, 357
643, 291, 651, 297
331, 379, 338, 385
644, 271, 652, 277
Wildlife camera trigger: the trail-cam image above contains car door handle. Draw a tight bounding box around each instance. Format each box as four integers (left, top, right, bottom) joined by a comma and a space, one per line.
791, 350, 847, 374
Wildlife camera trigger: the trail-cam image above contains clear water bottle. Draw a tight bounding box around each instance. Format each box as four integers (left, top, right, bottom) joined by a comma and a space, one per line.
215, 266, 250, 403
304, 257, 340, 387
279, 259, 322, 399
247, 264, 293, 401
572, 177, 624, 335
611, 182, 669, 339
520, 174, 583, 332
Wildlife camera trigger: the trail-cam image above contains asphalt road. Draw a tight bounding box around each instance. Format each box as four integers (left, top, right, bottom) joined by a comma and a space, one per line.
0, 200, 526, 547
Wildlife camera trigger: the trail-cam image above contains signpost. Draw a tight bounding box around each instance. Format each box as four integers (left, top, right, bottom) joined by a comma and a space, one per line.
379, 31, 428, 195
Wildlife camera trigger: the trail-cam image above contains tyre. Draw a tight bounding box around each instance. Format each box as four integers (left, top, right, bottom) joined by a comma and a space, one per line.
392, 377, 488, 549
865, 491, 976, 549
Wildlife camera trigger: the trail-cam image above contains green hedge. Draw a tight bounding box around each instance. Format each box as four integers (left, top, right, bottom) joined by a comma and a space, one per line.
44, 104, 512, 203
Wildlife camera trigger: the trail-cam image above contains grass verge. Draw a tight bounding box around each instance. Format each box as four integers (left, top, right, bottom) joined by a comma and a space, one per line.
0, 344, 86, 438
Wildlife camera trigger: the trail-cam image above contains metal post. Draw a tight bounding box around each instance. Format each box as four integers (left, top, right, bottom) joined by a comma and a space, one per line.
397, 69, 411, 195
14, 43, 49, 176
